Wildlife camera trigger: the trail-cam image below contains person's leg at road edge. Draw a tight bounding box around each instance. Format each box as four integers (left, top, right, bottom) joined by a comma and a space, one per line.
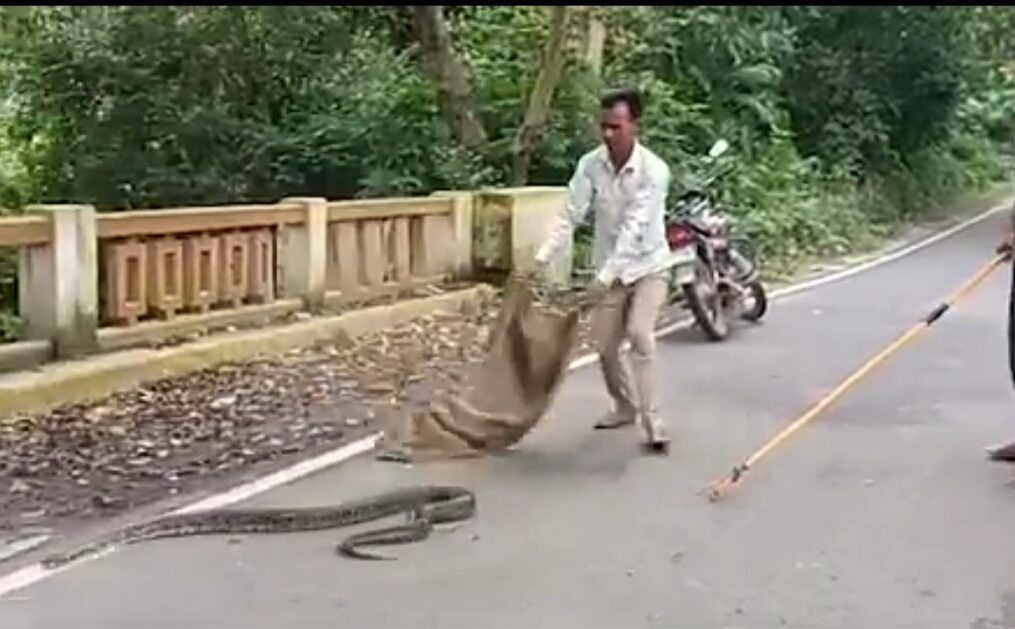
986, 204, 1015, 462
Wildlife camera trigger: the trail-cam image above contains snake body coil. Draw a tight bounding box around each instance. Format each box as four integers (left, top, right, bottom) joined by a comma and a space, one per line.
42, 485, 476, 568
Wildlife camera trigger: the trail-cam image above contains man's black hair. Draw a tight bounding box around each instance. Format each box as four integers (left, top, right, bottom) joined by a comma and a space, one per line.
600, 88, 642, 121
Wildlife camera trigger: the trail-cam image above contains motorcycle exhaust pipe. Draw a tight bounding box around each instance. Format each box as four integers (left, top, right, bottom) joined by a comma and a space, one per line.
729, 248, 757, 281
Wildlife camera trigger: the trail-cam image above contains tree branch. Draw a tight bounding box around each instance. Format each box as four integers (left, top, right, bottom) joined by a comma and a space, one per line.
510, 6, 571, 186
408, 5, 487, 152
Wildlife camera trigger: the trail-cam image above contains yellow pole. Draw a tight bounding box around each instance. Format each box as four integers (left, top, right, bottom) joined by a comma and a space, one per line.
704, 253, 1009, 502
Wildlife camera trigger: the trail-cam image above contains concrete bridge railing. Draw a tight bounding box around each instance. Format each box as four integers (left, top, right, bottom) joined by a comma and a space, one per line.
0, 187, 569, 372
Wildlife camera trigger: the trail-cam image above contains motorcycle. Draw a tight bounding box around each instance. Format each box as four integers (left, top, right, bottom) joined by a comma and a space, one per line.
666, 139, 768, 341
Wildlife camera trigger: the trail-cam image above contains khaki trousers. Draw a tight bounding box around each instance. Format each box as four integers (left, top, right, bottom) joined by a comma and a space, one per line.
590, 271, 668, 429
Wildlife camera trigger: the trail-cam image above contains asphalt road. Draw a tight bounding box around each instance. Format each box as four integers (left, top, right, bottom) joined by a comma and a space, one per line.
4, 210, 1015, 629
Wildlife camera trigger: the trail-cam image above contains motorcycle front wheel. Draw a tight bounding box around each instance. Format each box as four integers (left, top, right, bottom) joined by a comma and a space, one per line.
682, 261, 729, 341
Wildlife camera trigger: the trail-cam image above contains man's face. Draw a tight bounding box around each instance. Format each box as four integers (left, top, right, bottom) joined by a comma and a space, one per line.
600, 102, 638, 158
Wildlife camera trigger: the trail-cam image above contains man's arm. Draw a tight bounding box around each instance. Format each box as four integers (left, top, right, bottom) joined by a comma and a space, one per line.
596, 162, 669, 286
534, 157, 595, 266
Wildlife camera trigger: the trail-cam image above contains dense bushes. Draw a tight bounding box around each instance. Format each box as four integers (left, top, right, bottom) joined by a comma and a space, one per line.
0, 5, 1012, 272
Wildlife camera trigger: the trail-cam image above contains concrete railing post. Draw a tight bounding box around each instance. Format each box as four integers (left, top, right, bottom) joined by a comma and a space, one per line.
18, 204, 98, 358
431, 191, 474, 280
277, 197, 327, 313
473, 187, 570, 283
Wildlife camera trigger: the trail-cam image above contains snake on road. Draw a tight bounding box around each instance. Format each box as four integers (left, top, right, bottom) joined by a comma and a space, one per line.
40, 485, 476, 568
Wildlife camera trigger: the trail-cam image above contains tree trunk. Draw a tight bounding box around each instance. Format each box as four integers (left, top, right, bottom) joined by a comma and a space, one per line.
510, 6, 571, 186
575, 5, 605, 76
408, 5, 487, 151
572, 6, 607, 142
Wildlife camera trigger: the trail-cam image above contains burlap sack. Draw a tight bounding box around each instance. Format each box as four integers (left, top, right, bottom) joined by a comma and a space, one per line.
377, 277, 581, 462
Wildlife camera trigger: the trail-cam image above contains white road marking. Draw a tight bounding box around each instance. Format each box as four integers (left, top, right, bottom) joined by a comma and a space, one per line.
170, 435, 383, 516
0, 200, 1006, 598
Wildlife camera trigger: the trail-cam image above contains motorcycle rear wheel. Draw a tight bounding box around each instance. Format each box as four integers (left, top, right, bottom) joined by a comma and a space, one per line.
739, 280, 768, 322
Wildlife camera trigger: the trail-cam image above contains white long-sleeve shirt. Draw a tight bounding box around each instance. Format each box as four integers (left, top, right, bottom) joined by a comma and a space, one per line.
535, 141, 674, 286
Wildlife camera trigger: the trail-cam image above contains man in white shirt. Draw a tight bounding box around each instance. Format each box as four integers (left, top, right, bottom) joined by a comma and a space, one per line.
534, 88, 673, 452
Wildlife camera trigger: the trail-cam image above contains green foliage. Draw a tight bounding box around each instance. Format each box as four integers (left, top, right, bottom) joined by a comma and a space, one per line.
450, 6, 600, 185
0, 6, 504, 209
608, 6, 793, 154
0, 5, 1011, 339
781, 6, 967, 176
0, 246, 17, 341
